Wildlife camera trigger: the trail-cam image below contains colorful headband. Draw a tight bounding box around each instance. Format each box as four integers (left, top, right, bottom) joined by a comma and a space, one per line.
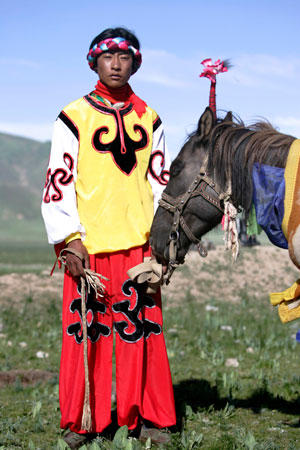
87, 37, 142, 73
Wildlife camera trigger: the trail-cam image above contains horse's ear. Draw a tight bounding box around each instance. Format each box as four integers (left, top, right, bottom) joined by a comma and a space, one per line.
197, 107, 214, 138
223, 111, 233, 122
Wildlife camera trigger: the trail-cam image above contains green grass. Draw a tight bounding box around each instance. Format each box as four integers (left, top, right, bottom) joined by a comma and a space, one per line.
0, 229, 54, 274
1, 240, 300, 449
0, 221, 271, 276
0, 218, 48, 244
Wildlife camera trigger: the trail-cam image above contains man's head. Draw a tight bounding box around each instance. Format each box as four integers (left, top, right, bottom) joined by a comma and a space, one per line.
87, 27, 142, 88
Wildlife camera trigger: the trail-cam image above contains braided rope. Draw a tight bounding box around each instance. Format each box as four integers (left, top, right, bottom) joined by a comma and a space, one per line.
58, 248, 108, 431
87, 37, 142, 72
79, 278, 91, 431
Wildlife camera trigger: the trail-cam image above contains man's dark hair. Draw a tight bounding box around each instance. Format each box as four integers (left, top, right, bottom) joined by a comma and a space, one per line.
89, 27, 140, 73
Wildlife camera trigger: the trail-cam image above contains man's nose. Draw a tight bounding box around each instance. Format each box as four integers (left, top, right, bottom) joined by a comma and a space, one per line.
111, 55, 121, 69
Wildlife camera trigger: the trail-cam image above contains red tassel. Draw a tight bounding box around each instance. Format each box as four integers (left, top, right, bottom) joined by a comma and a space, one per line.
209, 83, 217, 120
199, 58, 230, 120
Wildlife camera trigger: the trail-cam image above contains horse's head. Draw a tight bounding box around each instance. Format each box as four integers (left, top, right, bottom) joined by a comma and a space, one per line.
150, 106, 295, 271
150, 107, 231, 265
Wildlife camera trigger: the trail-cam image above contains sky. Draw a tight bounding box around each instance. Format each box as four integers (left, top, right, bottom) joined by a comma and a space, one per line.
1, 0, 300, 159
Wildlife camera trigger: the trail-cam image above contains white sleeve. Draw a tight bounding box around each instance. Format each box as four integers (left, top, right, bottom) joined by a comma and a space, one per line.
41, 113, 86, 244
147, 117, 171, 212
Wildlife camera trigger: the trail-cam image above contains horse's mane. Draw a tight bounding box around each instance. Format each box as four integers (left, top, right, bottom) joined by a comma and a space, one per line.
206, 117, 296, 217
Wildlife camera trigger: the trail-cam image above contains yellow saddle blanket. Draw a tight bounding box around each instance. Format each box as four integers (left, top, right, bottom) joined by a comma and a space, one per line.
270, 280, 300, 323
269, 139, 300, 323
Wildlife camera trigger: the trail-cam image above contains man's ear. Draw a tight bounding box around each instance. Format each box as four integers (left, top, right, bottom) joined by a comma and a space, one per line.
197, 107, 215, 138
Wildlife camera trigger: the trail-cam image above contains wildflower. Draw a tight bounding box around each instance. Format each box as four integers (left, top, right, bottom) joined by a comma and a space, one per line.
7, 340, 12, 347
225, 358, 239, 367
167, 350, 175, 358
19, 342, 27, 348
246, 346, 254, 353
221, 325, 232, 331
36, 351, 49, 359
168, 328, 177, 334
205, 305, 219, 312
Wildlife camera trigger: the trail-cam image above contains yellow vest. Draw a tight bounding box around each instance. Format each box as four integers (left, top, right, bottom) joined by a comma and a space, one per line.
64, 95, 157, 254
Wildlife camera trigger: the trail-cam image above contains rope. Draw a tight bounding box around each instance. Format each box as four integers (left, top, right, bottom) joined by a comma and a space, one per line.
80, 278, 91, 431
58, 248, 108, 431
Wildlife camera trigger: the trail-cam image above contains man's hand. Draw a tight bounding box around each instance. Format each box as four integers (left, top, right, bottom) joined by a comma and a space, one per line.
65, 239, 90, 278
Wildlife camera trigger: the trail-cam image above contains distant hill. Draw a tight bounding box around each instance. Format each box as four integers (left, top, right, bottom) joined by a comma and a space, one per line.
0, 132, 50, 240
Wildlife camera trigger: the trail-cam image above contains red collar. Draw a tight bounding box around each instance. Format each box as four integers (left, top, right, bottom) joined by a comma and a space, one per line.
93, 80, 147, 118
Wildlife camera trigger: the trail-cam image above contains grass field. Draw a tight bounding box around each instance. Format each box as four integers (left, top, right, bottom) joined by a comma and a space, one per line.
1, 234, 300, 449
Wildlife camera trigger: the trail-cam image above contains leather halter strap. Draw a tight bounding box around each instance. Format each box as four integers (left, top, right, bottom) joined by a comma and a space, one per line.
158, 170, 224, 283
160, 180, 223, 215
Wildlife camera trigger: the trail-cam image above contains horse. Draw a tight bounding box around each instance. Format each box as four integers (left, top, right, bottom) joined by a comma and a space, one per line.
150, 107, 298, 280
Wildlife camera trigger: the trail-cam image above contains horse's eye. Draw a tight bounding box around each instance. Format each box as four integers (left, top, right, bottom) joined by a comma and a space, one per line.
170, 161, 184, 178
170, 167, 180, 177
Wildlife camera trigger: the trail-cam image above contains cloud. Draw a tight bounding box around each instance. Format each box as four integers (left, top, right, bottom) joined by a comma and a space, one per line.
0, 122, 52, 141
273, 116, 300, 137
225, 54, 300, 89
135, 48, 199, 89
275, 116, 300, 127
0, 58, 40, 68
135, 49, 300, 97
1, 51, 298, 148
136, 71, 189, 88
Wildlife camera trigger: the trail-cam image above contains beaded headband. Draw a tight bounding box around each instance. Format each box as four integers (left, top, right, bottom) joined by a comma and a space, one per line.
87, 37, 142, 73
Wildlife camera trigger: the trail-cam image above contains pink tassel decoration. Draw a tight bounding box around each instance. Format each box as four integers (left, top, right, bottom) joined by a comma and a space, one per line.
199, 58, 230, 120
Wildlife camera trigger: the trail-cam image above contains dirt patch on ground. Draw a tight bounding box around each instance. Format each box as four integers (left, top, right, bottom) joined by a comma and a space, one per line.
0, 369, 57, 386
0, 245, 298, 307
162, 245, 299, 305
0, 270, 63, 307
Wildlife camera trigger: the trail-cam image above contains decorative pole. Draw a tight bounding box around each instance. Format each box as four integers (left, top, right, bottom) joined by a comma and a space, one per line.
199, 58, 239, 260
199, 58, 229, 120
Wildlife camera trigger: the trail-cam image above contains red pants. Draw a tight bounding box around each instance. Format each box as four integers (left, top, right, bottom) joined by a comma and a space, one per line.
59, 243, 176, 433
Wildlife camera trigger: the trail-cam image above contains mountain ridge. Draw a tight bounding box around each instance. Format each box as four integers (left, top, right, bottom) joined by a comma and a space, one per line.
0, 132, 51, 225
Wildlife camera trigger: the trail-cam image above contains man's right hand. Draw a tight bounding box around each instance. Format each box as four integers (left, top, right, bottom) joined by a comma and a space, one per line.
65, 239, 90, 278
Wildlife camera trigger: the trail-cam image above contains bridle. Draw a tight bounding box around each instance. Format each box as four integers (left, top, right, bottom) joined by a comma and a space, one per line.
157, 122, 249, 284
158, 169, 225, 284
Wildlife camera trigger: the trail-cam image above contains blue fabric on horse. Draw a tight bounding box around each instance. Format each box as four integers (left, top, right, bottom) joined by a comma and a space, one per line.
252, 163, 288, 249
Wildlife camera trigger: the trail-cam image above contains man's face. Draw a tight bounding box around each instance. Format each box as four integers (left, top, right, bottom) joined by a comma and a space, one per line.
96, 51, 133, 88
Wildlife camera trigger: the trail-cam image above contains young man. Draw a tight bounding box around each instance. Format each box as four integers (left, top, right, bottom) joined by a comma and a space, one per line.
42, 27, 176, 448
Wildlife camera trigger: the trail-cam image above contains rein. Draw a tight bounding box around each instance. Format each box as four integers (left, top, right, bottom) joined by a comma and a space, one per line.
158, 169, 224, 284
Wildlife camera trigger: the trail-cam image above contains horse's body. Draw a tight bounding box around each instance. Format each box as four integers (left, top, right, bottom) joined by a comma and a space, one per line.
150, 108, 297, 271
